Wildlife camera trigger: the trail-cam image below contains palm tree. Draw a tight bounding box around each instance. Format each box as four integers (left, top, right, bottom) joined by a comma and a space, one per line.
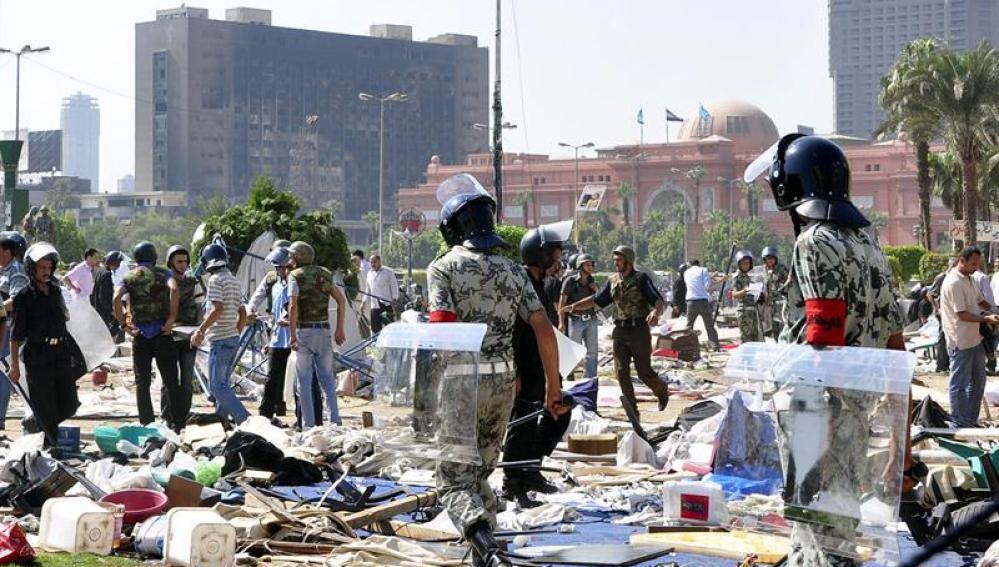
617, 182, 635, 226
362, 210, 380, 245
928, 150, 963, 219
678, 166, 706, 222
739, 180, 764, 219
514, 191, 533, 226
878, 38, 941, 249
907, 41, 999, 244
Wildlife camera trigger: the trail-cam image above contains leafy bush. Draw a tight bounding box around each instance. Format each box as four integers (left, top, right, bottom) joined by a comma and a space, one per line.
882, 245, 926, 282
886, 255, 903, 286
194, 176, 350, 272
919, 251, 952, 281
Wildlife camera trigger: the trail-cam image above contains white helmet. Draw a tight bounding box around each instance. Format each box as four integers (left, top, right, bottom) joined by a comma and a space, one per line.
24, 242, 59, 279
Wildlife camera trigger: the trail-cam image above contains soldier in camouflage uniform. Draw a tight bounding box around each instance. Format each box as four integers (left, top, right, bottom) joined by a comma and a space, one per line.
564, 244, 670, 415
758, 134, 905, 567
761, 246, 790, 340
732, 250, 763, 343
428, 173, 559, 567
287, 240, 347, 427
114, 241, 183, 430
34, 206, 55, 245
20, 208, 37, 243
160, 245, 202, 430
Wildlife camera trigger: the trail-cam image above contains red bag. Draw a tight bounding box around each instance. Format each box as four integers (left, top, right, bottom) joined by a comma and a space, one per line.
0, 523, 35, 565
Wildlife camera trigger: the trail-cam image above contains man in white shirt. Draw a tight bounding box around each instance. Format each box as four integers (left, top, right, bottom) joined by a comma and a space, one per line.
991, 257, 999, 302
62, 248, 99, 299
683, 259, 720, 350
366, 255, 398, 333
940, 246, 999, 427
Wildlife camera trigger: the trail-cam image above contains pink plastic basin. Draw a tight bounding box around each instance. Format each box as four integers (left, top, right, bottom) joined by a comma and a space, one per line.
100, 489, 169, 524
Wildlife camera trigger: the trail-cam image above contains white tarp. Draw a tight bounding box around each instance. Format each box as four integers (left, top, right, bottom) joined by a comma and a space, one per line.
236, 230, 276, 298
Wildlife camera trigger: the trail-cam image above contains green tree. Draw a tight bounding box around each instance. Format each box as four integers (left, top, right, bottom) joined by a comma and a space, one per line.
907, 41, 999, 243
514, 191, 533, 226
928, 149, 963, 218
740, 180, 764, 219
435, 224, 527, 263
677, 165, 705, 221
617, 182, 635, 226
882, 244, 927, 282
52, 212, 87, 265
383, 228, 445, 272
645, 224, 685, 270
879, 38, 942, 250
362, 210, 380, 246
702, 211, 777, 271
195, 175, 349, 272
919, 251, 953, 281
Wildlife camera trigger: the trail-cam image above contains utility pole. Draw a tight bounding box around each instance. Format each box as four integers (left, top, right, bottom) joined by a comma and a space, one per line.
492, 0, 504, 222
559, 141, 595, 245
359, 91, 407, 254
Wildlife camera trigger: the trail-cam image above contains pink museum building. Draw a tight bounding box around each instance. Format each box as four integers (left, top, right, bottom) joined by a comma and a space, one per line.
397, 100, 953, 249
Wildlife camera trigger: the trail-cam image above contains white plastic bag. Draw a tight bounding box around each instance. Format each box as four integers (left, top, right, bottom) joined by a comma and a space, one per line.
63, 291, 116, 371
616, 431, 658, 468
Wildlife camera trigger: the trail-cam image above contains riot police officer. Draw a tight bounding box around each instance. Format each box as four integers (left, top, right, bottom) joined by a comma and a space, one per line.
731, 250, 763, 343
114, 242, 184, 431
428, 173, 559, 567
757, 134, 905, 567
162, 245, 201, 430
761, 245, 789, 340
9, 243, 82, 448
504, 221, 573, 507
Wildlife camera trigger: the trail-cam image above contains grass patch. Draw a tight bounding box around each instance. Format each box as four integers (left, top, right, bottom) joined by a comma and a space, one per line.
33, 553, 142, 566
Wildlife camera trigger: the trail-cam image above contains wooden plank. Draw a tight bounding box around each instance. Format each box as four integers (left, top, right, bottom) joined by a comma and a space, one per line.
341, 490, 438, 529
630, 530, 790, 564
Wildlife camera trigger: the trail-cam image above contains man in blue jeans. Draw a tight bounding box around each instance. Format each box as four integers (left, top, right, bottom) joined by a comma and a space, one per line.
940, 246, 999, 427
190, 243, 249, 426
286, 241, 347, 428
559, 253, 598, 379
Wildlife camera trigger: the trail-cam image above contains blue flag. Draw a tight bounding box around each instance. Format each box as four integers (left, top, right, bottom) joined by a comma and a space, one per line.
637, 108, 645, 125
699, 104, 711, 121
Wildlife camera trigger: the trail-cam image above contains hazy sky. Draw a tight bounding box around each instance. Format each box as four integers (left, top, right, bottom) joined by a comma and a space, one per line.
0, 0, 831, 192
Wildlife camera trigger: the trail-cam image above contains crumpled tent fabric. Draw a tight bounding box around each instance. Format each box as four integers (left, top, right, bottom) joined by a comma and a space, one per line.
711, 391, 782, 492
565, 378, 599, 411
324, 535, 462, 566
496, 503, 580, 531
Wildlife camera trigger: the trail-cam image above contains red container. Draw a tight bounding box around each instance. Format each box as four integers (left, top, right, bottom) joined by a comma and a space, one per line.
100, 489, 169, 524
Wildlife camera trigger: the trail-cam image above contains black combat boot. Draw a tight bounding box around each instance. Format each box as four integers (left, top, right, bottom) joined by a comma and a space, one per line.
467, 521, 512, 567
521, 471, 558, 494
502, 475, 541, 508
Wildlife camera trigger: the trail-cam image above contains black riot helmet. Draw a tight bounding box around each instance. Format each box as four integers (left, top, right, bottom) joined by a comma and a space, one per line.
133, 241, 158, 264
437, 173, 508, 251
0, 231, 27, 261
767, 134, 868, 230
520, 220, 572, 269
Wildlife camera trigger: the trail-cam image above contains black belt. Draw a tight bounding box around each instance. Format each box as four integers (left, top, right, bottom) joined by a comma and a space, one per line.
614, 317, 647, 328
569, 312, 595, 321
298, 322, 330, 329
30, 336, 65, 346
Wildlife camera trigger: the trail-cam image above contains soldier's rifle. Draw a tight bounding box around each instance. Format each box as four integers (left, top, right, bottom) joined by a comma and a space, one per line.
714, 242, 738, 321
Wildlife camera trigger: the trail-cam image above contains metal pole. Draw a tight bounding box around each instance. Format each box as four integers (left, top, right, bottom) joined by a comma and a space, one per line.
715, 242, 737, 321
492, 0, 503, 222
632, 155, 638, 252
378, 100, 385, 254
573, 148, 580, 245
14, 54, 20, 140
407, 235, 413, 290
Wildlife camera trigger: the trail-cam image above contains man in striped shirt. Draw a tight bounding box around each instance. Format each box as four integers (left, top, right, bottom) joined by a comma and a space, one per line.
190, 243, 249, 425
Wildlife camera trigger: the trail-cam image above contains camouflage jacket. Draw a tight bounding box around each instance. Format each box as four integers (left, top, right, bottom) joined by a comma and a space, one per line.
734, 271, 759, 310
175, 272, 202, 326
765, 263, 790, 303
608, 271, 655, 319
289, 265, 334, 324
780, 222, 903, 347
34, 215, 55, 242
124, 266, 172, 324
427, 245, 543, 363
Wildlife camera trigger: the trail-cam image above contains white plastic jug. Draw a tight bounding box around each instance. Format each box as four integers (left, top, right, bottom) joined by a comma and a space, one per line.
662, 480, 730, 524
39, 497, 115, 555
163, 508, 236, 567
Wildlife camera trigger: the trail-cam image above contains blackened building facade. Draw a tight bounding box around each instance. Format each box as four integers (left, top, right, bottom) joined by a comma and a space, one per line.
135, 6, 488, 223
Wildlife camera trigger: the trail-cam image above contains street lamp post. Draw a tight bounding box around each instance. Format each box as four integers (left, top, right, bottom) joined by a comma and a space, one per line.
558, 141, 594, 245
0, 45, 50, 140
359, 91, 408, 254
616, 152, 648, 252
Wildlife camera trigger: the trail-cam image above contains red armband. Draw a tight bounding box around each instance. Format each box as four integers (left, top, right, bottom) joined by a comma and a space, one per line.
429, 310, 458, 323
805, 298, 847, 346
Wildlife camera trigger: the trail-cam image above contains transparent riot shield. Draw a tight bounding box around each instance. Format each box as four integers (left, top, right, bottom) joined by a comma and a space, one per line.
722, 342, 915, 562
375, 322, 487, 465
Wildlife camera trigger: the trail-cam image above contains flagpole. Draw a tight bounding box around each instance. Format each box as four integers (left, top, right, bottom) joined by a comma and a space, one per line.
665, 109, 669, 144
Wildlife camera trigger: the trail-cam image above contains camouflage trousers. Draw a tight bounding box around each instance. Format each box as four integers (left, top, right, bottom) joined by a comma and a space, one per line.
784, 389, 874, 567
738, 307, 763, 343
436, 370, 516, 536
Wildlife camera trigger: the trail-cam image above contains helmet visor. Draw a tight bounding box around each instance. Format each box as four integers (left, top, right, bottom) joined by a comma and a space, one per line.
437, 173, 491, 206
537, 220, 573, 246
744, 139, 780, 183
